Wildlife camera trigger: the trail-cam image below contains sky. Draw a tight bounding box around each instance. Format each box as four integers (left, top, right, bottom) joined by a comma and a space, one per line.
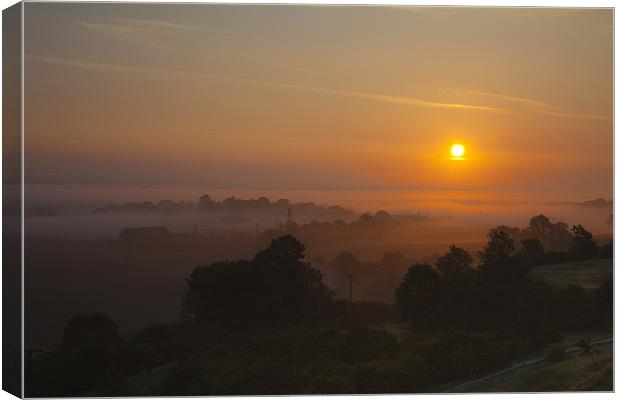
24, 4, 613, 199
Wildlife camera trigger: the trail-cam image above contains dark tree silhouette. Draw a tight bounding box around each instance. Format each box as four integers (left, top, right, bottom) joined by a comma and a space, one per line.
182, 235, 332, 326
358, 213, 375, 223
569, 225, 598, 261
197, 194, 216, 210
395, 264, 442, 325
524, 214, 571, 250
254, 234, 306, 265
600, 240, 613, 258
182, 260, 255, 323
518, 238, 545, 266
61, 313, 121, 349
479, 230, 515, 267
478, 229, 529, 283
435, 245, 472, 281
576, 340, 600, 370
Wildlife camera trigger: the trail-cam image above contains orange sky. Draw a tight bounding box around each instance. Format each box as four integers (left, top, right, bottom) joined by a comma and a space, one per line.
24, 4, 612, 198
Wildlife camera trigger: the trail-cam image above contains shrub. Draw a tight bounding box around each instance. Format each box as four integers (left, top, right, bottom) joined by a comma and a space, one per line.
544, 344, 567, 362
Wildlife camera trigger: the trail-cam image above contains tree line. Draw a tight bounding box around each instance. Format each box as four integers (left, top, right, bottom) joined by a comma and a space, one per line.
26, 215, 612, 396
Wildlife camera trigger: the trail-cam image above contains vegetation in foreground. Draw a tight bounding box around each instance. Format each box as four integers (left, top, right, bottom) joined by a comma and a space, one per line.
460, 343, 612, 392
25, 214, 613, 396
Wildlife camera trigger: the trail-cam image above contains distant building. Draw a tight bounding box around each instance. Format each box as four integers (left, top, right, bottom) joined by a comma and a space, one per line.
118, 226, 172, 247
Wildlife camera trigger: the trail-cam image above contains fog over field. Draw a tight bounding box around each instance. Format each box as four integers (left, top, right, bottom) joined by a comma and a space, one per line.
23, 184, 612, 240
20, 184, 612, 346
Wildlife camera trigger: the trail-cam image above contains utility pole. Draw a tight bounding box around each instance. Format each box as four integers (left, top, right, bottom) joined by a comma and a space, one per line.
345, 273, 355, 325
346, 274, 355, 304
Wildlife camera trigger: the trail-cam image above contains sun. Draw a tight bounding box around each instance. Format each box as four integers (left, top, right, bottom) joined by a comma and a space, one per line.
450, 144, 465, 158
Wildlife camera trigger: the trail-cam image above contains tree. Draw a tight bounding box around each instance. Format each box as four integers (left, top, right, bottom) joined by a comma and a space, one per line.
478, 230, 528, 283
47, 313, 123, 395
61, 313, 120, 349
528, 214, 554, 236
435, 245, 472, 281
569, 225, 598, 261
524, 214, 571, 250
182, 235, 332, 326
374, 210, 394, 222
518, 238, 545, 266
600, 240, 613, 258
197, 194, 216, 210
358, 213, 375, 224
395, 264, 442, 325
576, 340, 600, 370
182, 260, 255, 324
330, 251, 361, 275
479, 230, 515, 267
254, 234, 306, 266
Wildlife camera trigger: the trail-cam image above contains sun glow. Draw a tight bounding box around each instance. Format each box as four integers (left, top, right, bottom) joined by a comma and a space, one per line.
450, 144, 465, 158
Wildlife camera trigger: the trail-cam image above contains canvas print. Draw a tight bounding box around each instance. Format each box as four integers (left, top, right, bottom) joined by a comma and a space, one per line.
2, 3, 614, 397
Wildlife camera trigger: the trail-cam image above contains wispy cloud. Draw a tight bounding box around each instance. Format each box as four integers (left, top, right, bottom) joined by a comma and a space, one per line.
28, 54, 501, 113
461, 88, 610, 121
76, 18, 234, 49
77, 17, 229, 35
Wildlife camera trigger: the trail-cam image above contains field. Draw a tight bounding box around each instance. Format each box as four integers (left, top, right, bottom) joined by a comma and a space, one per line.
530, 258, 612, 290
459, 343, 612, 392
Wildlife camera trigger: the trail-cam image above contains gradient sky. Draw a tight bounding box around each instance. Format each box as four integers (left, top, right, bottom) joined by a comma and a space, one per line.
24, 4, 613, 198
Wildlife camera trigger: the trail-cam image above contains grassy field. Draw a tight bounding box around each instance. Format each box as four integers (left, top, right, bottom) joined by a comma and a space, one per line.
460, 343, 612, 392
530, 258, 612, 290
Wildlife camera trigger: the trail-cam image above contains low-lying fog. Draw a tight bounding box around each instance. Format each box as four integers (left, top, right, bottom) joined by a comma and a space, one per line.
19, 184, 612, 346
23, 184, 612, 240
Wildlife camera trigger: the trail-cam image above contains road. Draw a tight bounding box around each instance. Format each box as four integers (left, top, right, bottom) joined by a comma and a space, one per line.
444, 336, 613, 393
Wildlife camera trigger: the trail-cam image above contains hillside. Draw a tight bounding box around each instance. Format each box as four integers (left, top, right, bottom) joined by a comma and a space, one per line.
530, 258, 612, 290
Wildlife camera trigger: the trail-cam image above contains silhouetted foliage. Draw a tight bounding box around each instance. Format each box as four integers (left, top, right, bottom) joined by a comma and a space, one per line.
524, 215, 571, 251
518, 238, 545, 266
395, 264, 442, 326
568, 225, 598, 261
600, 240, 613, 258
26, 215, 612, 397
160, 358, 208, 395
595, 277, 613, 325
435, 245, 472, 281
28, 313, 124, 397
547, 285, 599, 330
479, 230, 515, 266
478, 230, 528, 283
182, 235, 332, 326
330, 251, 361, 274
61, 313, 121, 350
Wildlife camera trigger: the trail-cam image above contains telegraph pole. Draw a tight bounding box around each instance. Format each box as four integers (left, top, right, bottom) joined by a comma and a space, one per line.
346, 274, 354, 304
345, 273, 355, 324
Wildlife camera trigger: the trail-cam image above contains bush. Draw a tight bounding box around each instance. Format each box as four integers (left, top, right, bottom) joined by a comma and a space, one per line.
544, 344, 567, 362
159, 359, 208, 395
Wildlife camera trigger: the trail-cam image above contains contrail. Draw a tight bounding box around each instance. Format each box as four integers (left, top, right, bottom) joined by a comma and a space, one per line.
28, 54, 502, 113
